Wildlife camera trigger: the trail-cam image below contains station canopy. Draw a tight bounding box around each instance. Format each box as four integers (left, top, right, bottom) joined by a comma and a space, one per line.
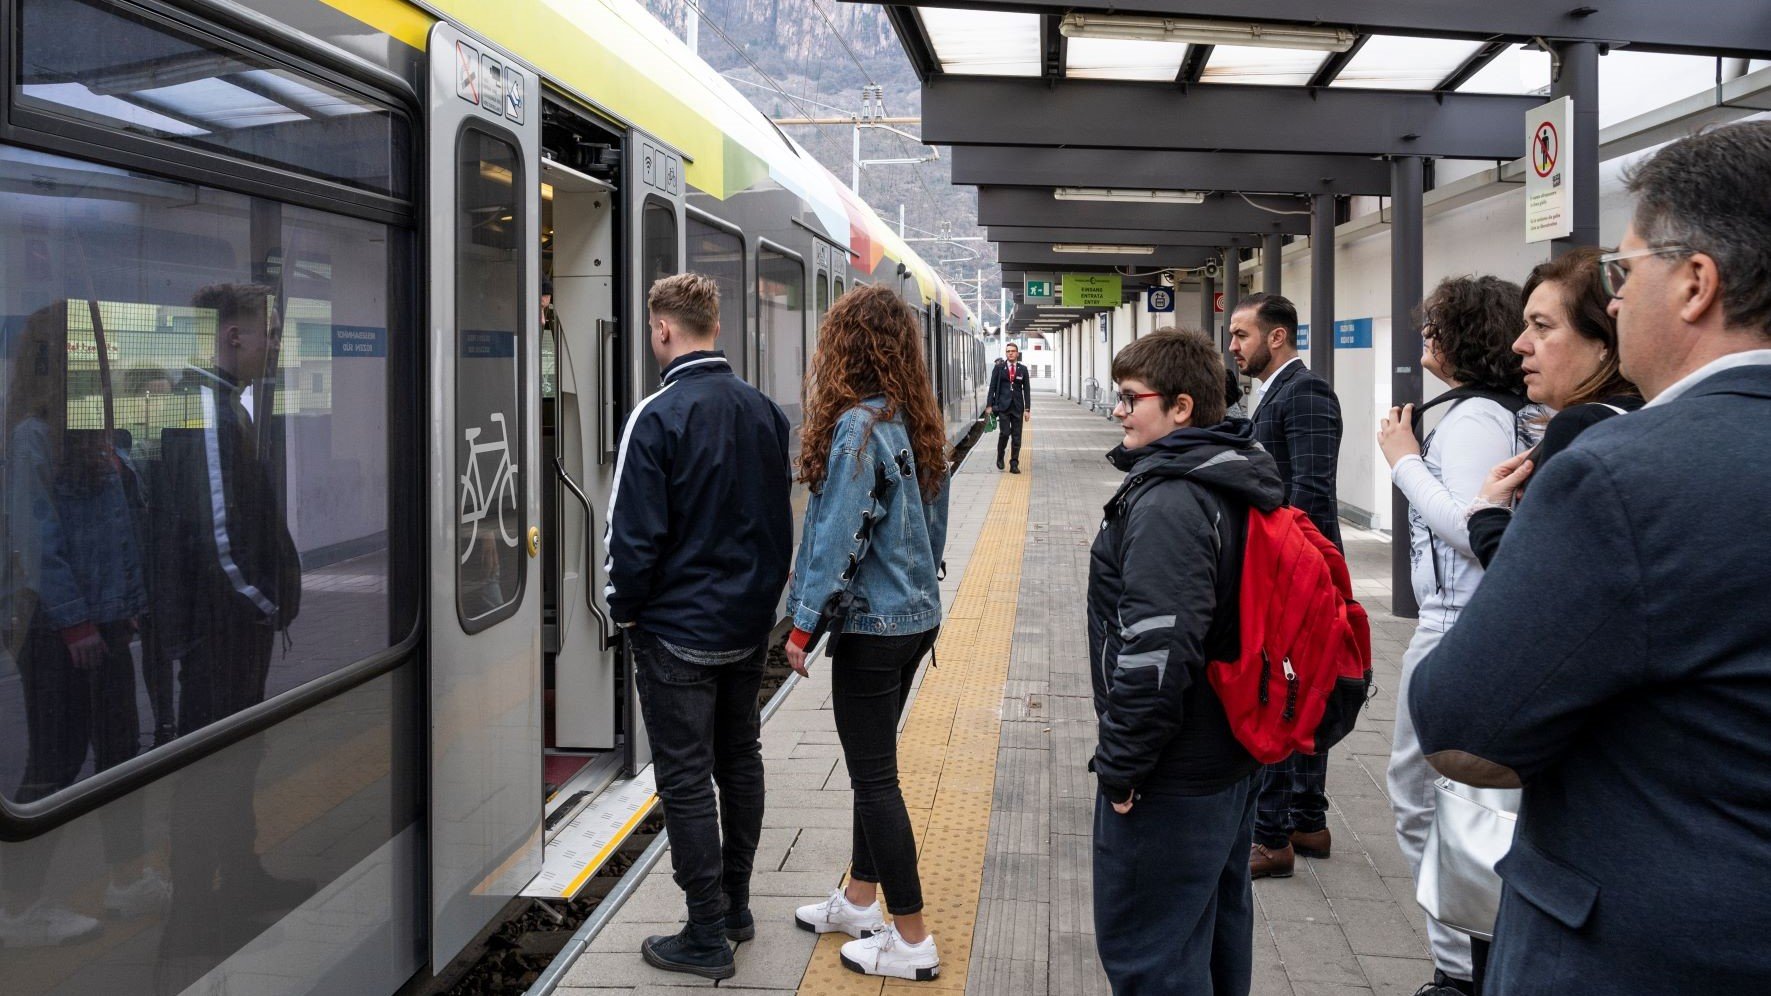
855, 0, 1771, 333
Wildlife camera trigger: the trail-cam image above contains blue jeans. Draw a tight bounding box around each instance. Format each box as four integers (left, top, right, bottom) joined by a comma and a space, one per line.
1093, 777, 1257, 996
631, 629, 767, 924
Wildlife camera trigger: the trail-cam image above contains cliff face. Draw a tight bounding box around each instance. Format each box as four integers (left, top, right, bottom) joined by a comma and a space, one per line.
640, 0, 1000, 323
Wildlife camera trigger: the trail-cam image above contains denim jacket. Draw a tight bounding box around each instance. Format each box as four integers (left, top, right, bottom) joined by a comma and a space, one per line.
5, 418, 149, 632
787, 398, 948, 637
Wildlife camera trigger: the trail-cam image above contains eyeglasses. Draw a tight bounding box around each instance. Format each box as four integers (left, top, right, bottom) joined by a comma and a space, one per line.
1114, 390, 1163, 412
1599, 245, 1694, 298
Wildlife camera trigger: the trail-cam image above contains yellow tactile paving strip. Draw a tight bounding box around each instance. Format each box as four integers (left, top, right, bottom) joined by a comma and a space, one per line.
798, 439, 1033, 994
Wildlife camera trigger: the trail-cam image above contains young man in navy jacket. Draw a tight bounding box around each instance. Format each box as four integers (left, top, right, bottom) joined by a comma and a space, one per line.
605, 273, 793, 979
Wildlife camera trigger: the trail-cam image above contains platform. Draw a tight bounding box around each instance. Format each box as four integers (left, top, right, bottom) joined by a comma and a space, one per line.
556, 393, 1436, 996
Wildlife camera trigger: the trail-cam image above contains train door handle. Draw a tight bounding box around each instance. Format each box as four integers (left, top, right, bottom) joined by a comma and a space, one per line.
553, 455, 614, 650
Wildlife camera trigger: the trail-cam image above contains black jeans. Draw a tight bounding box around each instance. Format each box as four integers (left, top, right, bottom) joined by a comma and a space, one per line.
830, 628, 938, 916
996, 413, 1024, 465
632, 629, 767, 924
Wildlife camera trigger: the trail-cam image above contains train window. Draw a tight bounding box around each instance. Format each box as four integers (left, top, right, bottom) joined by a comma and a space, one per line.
757, 246, 805, 419
0, 143, 411, 801
640, 200, 677, 386
456, 127, 526, 630
15, 0, 413, 199
834, 278, 845, 299
687, 214, 746, 382
813, 271, 829, 357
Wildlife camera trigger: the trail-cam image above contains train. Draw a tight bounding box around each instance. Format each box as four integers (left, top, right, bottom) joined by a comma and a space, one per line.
0, 0, 987, 991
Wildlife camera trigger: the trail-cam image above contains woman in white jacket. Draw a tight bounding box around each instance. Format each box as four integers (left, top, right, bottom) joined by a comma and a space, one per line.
1375, 275, 1536, 996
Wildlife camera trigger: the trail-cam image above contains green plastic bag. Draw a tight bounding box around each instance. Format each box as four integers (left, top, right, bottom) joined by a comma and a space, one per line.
985, 412, 999, 433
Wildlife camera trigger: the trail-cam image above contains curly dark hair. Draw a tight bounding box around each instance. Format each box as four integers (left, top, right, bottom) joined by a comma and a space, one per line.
799, 284, 950, 501
1419, 275, 1526, 393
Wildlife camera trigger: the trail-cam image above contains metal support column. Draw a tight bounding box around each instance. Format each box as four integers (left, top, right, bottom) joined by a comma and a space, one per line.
1552, 41, 1602, 254
1222, 250, 1241, 348
1200, 273, 1217, 338
1262, 233, 1283, 297
1390, 155, 1426, 619
1311, 195, 1336, 385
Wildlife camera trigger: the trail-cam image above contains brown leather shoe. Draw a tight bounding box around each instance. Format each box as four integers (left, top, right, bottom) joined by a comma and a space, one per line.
1250, 843, 1294, 879
1290, 828, 1332, 859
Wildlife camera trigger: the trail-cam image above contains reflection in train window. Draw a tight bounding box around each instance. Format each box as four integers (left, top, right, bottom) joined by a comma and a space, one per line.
16, 0, 412, 198
687, 215, 745, 382
456, 127, 526, 630
757, 247, 805, 421
0, 145, 410, 801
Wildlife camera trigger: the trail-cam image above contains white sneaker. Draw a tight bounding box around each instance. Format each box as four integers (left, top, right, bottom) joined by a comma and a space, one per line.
0, 904, 103, 947
105, 867, 173, 919
840, 923, 939, 981
794, 889, 885, 938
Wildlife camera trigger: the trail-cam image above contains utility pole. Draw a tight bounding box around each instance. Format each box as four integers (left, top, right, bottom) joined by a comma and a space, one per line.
899, 204, 905, 238
684, 2, 697, 55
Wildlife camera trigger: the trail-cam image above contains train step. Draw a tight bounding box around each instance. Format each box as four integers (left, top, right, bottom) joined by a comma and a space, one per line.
524, 765, 659, 900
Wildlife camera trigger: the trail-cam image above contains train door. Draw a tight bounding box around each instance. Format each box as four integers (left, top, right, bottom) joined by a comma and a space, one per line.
426, 23, 545, 969
541, 147, 618, 761
623, 131, 686, 773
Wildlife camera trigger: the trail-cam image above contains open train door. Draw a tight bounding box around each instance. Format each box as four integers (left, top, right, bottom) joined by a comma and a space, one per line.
425, 21, 545, 970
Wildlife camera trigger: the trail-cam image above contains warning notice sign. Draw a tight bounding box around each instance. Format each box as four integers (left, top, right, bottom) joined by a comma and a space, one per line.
1526, 97, 1573, 243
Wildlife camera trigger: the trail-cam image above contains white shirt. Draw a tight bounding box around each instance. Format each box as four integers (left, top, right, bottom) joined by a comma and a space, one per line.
1390, 396, 1521, 632
1644, 348, 1771, 408
1251, 356, 1304, 416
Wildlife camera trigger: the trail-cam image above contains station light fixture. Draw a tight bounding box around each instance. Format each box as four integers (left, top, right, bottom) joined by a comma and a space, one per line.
1052, 244, 1155, 255
1053, 187, 1206, 205
1058, 14, 1357, 53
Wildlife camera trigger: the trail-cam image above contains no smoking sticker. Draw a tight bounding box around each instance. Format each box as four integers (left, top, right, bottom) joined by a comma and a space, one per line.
455, 41, 480, 104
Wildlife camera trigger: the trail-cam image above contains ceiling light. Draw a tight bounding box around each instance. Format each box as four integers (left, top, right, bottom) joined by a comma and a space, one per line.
1059, 14, 1357, 53
1054, 187, 1205, 205
1053, 244, 1155, 255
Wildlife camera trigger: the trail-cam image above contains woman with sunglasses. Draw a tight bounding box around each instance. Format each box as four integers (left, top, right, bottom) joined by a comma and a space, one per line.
1466, 247, 1644, 568
784, 284, 949, 982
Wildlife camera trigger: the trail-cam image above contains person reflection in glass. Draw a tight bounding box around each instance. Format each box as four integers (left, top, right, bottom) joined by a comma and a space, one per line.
155, 284, 307, 972
0, 303, 163, 947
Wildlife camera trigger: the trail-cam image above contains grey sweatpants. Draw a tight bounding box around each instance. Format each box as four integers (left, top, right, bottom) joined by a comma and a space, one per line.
1387, 625, 1474, 981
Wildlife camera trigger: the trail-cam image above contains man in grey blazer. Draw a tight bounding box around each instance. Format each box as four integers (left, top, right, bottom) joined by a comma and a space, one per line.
1412, 122, 1771, 992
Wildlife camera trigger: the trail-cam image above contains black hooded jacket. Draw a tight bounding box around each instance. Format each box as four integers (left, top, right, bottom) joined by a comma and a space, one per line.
1088, 419, 1285, 799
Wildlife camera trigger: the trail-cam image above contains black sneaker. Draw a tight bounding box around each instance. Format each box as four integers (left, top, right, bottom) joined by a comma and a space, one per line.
996, 453, 1005, 470
1010, 463, 1021, 474
641, 921, 734, 980
724, 907, 755, 942
1413, 971, 1475, 996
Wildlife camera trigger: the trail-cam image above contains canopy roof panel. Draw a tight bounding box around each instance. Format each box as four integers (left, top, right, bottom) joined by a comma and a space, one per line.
916, 7, 1041, 77
1331, 36, 1486, 91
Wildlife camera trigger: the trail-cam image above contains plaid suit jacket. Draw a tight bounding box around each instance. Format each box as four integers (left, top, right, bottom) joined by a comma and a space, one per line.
1251, 359, 1344, 549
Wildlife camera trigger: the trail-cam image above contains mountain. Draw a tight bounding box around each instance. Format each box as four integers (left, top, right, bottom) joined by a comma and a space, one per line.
639, 0, 1002, 325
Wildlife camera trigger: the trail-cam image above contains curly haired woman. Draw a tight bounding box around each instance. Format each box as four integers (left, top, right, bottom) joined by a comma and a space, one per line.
784, 284, 949, 982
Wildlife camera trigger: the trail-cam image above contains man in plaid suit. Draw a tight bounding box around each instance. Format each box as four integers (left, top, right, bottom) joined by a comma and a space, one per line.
1228, 292, 1345, 880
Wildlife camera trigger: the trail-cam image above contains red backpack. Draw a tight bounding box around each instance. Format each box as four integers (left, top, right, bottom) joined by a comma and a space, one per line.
1207, 505, 1373, 764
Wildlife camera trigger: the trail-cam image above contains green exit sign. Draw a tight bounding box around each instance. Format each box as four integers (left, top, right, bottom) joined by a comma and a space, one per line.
1026, 279, 1051, 298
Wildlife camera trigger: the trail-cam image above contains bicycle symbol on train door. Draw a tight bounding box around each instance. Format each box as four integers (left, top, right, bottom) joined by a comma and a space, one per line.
460, 411, 520, 563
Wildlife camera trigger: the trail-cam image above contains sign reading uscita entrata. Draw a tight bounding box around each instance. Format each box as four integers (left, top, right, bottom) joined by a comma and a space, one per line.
1061, 273, 1121, 308
1526, 96, 1573, 243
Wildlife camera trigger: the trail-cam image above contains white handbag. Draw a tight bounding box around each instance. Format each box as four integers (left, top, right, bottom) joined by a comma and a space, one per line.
1416, 777, 1520, 941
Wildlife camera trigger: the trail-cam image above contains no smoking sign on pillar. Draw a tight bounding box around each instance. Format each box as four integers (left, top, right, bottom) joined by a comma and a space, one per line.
1525, 96, 1573, 243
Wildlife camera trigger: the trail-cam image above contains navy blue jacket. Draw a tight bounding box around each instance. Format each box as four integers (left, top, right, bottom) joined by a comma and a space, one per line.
987, 359, 1031, 416
1411, 362, 1771, 993
604, 352, 792, 649
1251, 359, 1343, 549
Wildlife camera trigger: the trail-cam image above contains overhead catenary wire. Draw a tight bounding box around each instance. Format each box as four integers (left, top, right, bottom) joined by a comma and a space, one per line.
681, 0, 818, 122
811, 0, 877, 89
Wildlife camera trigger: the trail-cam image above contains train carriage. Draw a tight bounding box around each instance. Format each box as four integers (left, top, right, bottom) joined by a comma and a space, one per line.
0, 0, 984, 991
